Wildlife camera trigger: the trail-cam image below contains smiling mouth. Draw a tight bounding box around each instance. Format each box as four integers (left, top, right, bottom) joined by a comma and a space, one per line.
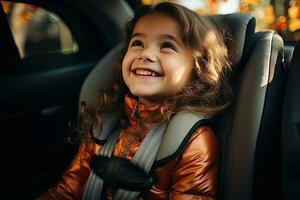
132, 68, 161, 77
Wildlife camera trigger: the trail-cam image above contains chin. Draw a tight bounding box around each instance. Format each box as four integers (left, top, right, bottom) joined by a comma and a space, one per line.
130, 88, 154, 96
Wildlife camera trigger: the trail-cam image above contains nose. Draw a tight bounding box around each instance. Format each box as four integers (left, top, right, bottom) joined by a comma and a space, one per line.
138, 46, 157, 62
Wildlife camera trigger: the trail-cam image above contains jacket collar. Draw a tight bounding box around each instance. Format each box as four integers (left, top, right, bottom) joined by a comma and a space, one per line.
124, 94, 171, 125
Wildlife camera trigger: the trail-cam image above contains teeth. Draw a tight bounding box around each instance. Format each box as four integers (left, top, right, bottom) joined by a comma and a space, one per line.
134, 69, 159, 77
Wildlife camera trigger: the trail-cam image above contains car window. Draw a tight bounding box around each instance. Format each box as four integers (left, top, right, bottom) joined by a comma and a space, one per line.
1, 1, 79, 58
141, 0, 300, 42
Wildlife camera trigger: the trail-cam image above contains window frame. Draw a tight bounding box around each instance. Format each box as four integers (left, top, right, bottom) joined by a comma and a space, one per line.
1, 0, 111, 71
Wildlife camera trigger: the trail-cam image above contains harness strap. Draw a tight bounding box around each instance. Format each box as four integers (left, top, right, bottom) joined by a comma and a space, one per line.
114, 122, 168, 199
82, 126, 121, 200
82, 122, 168, 200
82, 112, 207, 200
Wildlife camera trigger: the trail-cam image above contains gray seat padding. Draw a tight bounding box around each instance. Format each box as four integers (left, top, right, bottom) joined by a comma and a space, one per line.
217, 30, 285, 200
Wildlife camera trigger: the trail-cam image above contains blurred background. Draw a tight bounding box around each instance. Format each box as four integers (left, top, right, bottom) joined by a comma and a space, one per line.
1, 0, 299, 59
143, 0, 300, 41
142, 0, 300, 41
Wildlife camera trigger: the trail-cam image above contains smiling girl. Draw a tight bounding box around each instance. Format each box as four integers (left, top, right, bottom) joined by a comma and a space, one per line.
38, 2, 232, 200
122, 13, 195, 104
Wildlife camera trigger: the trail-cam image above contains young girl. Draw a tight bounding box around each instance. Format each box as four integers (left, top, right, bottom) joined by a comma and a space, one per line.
38, 2, 232, 200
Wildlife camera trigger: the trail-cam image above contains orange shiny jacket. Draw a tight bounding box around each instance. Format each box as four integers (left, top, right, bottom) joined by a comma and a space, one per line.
37, 95, 219, 200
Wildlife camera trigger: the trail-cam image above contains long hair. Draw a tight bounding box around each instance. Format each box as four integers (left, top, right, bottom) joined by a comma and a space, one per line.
79, 2, 233, 139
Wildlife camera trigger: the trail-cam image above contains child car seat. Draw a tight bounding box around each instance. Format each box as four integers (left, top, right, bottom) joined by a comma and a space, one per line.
216, 29, 285, 200
79, 9, 286, 200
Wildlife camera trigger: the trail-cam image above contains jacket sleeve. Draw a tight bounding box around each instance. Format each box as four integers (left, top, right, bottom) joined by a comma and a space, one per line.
169, 126, 220, 200
36, 140, 98, 200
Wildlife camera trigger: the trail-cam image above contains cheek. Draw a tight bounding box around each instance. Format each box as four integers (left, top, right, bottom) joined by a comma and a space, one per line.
121, 55, 129, 84
165, 59, 193, 84
122, 50, 137, 72
178, 57, 194, 82
122, 52, 130, 71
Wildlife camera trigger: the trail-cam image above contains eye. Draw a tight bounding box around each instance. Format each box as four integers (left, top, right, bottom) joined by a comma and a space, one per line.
130, 39, 144, 47
161, 42, 177, 51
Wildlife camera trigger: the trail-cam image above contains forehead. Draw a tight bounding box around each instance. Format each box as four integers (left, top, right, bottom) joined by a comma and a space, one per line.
132, 13, 181, 37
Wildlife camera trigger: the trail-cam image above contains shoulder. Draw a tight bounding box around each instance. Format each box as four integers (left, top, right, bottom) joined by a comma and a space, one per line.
170, 126, 220, 197
190, 126, 218, 147
181, 125, 219, 162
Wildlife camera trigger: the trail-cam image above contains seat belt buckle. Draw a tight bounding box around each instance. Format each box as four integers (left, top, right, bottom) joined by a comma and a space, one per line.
90, 155, 154, 192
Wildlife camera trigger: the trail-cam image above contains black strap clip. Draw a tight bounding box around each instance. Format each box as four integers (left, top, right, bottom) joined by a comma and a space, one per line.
90, 155, 154, 192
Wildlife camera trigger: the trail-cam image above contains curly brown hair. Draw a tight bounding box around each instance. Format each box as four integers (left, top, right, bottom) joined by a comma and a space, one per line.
79, 2, 233, 139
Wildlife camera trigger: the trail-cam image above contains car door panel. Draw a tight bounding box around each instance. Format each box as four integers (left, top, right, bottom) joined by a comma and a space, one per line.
0, 1, 111, 198
0, 0, 128, 199
0, 61, 96, 199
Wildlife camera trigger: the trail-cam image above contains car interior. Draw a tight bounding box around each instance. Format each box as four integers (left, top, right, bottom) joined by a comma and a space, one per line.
281, 40, 300, 200
0, 0, 299, 200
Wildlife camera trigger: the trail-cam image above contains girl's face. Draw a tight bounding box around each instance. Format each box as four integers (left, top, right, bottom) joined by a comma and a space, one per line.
122, 13, 194, 104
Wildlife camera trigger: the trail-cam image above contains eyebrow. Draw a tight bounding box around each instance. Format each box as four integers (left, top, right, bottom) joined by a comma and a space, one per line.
131, 32, 145, 38
131, 32, 182, 46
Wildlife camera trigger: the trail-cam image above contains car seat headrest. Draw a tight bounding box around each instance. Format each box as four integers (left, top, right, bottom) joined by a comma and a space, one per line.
95, 0, 134, 46
80, 44, 123, 105
210, 13, 256, 68
80, 13, 256, 106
